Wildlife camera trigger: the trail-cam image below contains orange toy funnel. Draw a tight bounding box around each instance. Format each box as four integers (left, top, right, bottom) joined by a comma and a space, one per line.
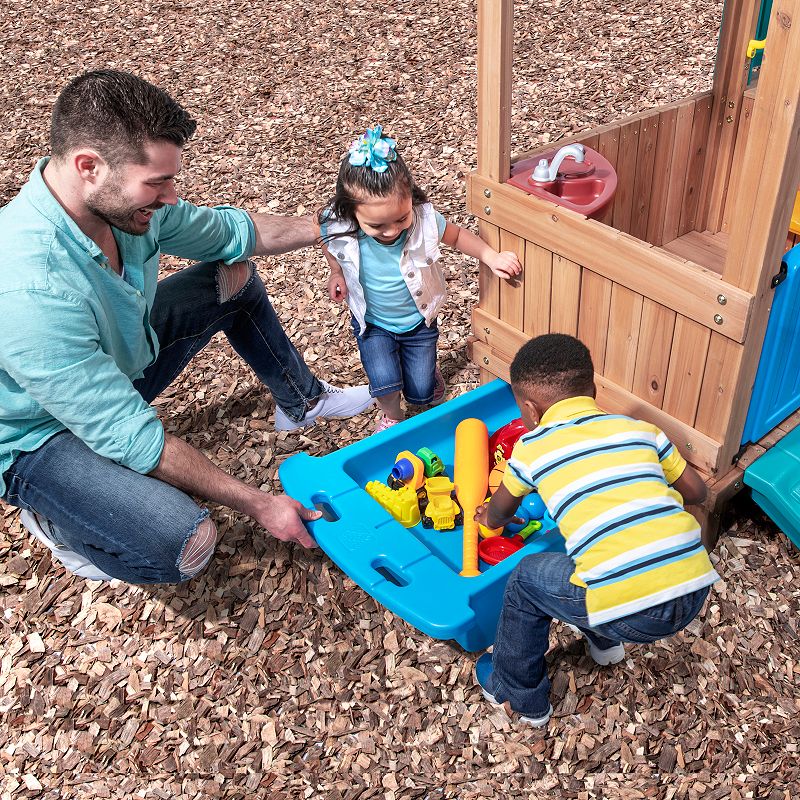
454, 418, 490, 577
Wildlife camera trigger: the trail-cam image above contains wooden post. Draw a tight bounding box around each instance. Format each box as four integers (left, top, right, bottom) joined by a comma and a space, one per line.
697, 0, 761, 233
716, 0, 800, 468
477, 0, 513, 182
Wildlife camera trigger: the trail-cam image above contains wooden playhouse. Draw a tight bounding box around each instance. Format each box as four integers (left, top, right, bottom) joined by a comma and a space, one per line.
467, 0, 800, 545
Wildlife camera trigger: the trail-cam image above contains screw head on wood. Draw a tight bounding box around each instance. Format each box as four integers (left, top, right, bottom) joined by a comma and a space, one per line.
717, 294, 727, 305
483, 327, 491, 334
734, 480, 742, 490
483, 356, 490, 365
484, 206, 492, 215
483, 188, 492, 198
714, 314, 724, 325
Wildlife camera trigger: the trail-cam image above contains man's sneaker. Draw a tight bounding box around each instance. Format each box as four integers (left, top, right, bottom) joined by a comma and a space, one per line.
274, 381, 374, 431
373, 415, 403, 434
20, 509, 113, 581
430, 367, 446, 406
475, 652, 552, 728
566, 624, 625, 665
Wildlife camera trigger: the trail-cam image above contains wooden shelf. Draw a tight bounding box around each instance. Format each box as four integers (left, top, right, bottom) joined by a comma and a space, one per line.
662, 230, 730, 275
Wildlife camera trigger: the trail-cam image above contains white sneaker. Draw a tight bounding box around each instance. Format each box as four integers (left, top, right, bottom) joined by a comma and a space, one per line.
21, 509, 113, 581
274, 381, 374, 431
567, 624, 625, 665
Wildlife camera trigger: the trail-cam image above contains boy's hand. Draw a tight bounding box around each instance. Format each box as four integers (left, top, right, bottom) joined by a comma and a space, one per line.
474, 501, 525, 530
327, 273, 348, 302
474, 502, 492, 527
488, 250, 523, 281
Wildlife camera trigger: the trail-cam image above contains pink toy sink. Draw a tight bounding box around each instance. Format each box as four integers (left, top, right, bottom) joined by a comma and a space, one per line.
508, 145, 617, 219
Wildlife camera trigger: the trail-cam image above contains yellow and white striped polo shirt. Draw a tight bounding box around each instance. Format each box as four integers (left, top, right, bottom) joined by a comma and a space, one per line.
502, 396, 719, 626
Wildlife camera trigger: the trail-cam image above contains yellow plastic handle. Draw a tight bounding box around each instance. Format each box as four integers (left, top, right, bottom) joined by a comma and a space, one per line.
746, 38, 766, 59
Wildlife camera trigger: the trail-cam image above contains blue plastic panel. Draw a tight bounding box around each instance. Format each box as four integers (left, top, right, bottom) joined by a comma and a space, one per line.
742, 244, 800, 445
279, 379, 564, 652
744, 424, 800, 550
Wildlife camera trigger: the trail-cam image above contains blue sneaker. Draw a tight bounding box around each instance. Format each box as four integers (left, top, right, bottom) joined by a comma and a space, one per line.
475, 652, 552, 728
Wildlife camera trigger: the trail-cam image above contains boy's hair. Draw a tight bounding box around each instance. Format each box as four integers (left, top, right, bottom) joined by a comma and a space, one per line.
319, 146, 428, 236
50, 70, 197, 168
510, 334, 595, 396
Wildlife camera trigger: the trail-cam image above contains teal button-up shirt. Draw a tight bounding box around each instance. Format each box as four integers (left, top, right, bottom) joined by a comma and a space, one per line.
0, 158, 256, 495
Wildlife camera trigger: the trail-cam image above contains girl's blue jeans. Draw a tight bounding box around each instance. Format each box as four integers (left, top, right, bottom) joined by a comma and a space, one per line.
489, 551, 711, 717
352, 318, 439, 404
2, 260, 323, 583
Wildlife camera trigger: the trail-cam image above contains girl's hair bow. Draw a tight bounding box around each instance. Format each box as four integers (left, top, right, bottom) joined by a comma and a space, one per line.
348, 125, 397, 173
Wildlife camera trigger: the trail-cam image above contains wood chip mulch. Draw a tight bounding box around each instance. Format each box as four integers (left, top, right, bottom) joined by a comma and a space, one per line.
4, 0, 799, 797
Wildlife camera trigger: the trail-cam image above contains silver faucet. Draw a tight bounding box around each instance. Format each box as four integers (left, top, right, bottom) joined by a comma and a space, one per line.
531, 144, 586, 183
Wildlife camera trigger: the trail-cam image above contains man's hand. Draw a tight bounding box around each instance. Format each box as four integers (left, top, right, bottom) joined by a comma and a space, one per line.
151, 433, 321, 549
251, 494, 321, 549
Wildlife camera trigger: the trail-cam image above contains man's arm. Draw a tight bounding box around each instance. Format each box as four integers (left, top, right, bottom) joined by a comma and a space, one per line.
249, 213, 320, 257
150, 433, 320, 548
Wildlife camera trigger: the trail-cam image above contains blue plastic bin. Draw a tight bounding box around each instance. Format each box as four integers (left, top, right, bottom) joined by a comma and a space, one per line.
279, 379, 564, 651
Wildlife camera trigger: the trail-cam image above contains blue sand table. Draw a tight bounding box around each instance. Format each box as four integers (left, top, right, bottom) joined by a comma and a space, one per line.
279, 379, 565, 651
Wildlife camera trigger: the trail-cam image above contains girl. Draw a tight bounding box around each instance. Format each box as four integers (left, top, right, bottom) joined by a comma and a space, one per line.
320, 126, 522, 433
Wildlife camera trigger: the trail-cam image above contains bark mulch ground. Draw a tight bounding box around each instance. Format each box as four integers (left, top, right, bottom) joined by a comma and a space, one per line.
3, 0, 799, 797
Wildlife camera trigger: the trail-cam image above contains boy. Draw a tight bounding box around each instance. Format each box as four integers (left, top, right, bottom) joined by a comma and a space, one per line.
475, 334, 719, 727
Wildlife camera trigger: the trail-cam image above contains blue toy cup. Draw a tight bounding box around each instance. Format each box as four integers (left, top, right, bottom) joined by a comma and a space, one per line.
391, 458, 414, 483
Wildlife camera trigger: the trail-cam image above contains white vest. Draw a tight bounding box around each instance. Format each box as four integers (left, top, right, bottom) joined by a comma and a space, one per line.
324, 202, 447, 335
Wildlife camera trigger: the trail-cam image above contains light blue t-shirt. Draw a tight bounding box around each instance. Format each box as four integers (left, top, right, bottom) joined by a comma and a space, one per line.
323, 211, 446, 334
0, 158, 256, 495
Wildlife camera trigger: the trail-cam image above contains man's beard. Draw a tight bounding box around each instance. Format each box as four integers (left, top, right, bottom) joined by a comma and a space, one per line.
86, 177, 162, 236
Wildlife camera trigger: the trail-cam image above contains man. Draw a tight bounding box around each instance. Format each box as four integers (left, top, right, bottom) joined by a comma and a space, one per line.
0, 70, 374, 583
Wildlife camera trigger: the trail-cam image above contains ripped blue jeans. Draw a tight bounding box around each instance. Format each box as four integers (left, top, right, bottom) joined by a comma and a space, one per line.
2, 260, 323, 583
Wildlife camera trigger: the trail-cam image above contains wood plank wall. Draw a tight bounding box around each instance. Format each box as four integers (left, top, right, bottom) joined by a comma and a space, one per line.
511, 93, 714, 248
471, 92, 759, 475
476, 238, 724, 431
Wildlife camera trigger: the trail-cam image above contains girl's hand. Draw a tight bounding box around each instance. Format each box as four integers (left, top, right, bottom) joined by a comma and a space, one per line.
489, 251, 523, 281
327, 273, 348, 302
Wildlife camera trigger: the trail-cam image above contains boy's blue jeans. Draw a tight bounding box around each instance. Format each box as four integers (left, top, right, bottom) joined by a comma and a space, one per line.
2, 260, 323, 583
490, 551, 711, 717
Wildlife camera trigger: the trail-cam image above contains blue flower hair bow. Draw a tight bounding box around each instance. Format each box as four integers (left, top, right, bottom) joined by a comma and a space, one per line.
348, 125, 397, 173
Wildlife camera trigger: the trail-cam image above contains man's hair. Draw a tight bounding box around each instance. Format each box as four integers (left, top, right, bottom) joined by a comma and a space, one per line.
50, 70, 197, 167
510, 333, 595, 396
